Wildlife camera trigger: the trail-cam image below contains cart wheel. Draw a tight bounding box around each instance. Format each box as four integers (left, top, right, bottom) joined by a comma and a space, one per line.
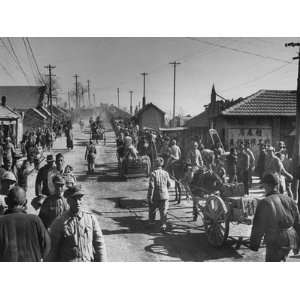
203, 195, 229, 247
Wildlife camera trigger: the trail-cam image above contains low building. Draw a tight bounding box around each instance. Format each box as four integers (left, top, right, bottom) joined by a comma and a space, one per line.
135, 103, 165, 130
0, 96, 23, 145
23, 108, 48, 132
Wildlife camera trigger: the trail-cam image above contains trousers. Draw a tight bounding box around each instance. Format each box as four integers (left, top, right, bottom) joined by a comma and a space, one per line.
148, 199, 169, 225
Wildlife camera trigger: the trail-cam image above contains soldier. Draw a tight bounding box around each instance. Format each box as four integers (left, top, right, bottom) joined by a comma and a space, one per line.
250, 173, 300, 262
147, 157, 172, 232
0, 186, 51, 262
237, 144, 250, 195
3, 137, 16, 171
85, 140, 97, 174
47, 185, 107, 262
0, 171, 17, 215
35, 154, 55, 197
38, 175, 69, 230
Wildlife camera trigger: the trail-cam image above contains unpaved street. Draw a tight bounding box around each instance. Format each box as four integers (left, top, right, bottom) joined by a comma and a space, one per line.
26, 116, 300, 262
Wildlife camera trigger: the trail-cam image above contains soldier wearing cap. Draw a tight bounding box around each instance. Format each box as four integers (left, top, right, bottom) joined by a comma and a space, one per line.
47, 185, 106, 262
250, 173, 300, 262
0, 186, 51, 261
38, 175, 69, 229
147, 157, 172, 231
0, 171, 17, 214
35, 154, 55, 196
3, 136, 16, 171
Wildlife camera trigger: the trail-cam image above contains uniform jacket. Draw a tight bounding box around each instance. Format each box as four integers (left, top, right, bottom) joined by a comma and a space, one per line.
35, 164, 54, 196
47, 210, 106, 262
38, 195, 69, 229
0, 208, 51, 261
147, 167, 171, 202
250, 191, 300, 251
237, 152, 250, 172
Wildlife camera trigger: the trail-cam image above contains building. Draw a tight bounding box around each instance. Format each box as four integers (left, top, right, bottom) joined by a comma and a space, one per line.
0, 96, 23, 145
23, 108, 48, 132
135, 103, 165, 130
219, 89, 296, 157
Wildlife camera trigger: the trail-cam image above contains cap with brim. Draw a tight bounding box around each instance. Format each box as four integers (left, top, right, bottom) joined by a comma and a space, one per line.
1, 171, 16, 182
64, 185, 84, 198
47, 155, 54, 162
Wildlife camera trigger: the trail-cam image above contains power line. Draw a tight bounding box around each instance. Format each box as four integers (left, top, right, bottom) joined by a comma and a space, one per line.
6, 38, 31, 84
187, 37, 292, 64
220, 62, 292, 93
25, 38, 46, 85
22, 38, 40, 84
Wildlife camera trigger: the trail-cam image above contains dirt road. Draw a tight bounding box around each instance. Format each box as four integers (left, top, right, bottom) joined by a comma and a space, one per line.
27, 117, 300, 262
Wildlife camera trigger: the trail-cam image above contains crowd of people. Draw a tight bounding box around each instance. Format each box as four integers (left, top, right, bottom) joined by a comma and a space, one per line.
0, 116, 106, 262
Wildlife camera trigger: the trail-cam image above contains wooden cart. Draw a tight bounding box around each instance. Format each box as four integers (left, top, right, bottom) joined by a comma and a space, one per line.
193, 184, 260, 248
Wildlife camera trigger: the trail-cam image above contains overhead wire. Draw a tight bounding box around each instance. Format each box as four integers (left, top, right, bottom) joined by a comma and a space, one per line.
25, 38, 46, 85
22, 38, 40, 84
186, 37, 292, 64
6, 37, 31, 84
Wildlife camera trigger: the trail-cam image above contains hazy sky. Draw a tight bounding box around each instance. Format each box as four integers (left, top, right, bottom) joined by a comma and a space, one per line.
0, 37, 298, 117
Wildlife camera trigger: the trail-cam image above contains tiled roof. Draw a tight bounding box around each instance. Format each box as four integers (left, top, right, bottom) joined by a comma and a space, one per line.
222, 90, 297, 116
185, 110, 209, 128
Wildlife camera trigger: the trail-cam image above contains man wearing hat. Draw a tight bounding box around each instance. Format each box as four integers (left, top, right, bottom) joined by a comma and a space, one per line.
0, 171, 17, 214
250, 173, 300, 262
3, 136, 16, 171
47, 185, 106, 262
47, 153, 65, 195
38, 175, 69, 229
35, 154, 55, 197
147, 157, 172, 231
0, 186, 51, 261
264, 146, 293, 195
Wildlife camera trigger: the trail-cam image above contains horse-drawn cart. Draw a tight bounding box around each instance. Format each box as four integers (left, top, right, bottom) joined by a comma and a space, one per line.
191, 179, 260, 247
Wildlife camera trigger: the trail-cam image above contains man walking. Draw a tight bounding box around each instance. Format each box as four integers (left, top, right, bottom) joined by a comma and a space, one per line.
237, 144, 250, 195
147, 157, 172, 232
47, 185, 106, 262
35, 154, 55, 196
250, 173, 299, 262
85, 140, 97, 174
0, 186, 51, 261
38, 175, 69, 229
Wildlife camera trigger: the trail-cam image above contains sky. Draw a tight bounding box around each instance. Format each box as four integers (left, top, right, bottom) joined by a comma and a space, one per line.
0, 37, 299, 118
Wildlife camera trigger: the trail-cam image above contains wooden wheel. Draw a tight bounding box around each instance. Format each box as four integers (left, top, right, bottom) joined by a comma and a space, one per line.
203, 195, 229, 247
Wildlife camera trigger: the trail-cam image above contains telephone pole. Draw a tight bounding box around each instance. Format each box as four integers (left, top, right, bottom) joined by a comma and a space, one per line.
44, 64, 56, 131
81, 87, 85, 108
117, 88, 120, 108
141, 72, 148, 108
67, 90, 71, 111
285, 42, 300, 204
87, 80, 91, 107
129, 90, 133, 115
93, 93, 96, 106
73, 74, 79, 109
170, 61, 181, 127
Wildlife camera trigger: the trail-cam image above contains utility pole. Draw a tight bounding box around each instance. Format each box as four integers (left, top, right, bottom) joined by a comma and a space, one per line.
87, 80, 91, 107
73, 74, 79, 109
81, 87, 85, 108
44, 64, 56, 131
129, 90, 133, 115
141, 72, 148, 108
117, 88, 120, 108
285, 42, 300, 204
68, 90, 71, 111
93, 93, 96, 106
170, 61, 181, 127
